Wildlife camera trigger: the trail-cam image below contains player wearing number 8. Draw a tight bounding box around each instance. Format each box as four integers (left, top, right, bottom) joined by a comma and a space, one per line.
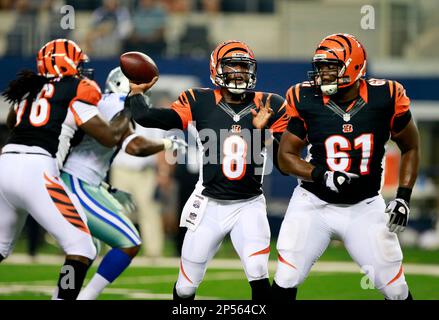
125, 40, 290, 300
272, 33, 420, 301
0, 39, 131, 299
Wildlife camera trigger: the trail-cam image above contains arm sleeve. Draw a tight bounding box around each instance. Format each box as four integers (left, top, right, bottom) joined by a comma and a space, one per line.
126, 93, 184, 130
285, 85, 307, 140
170, 90, 195, 130
70, 101, 100, 126
266, 93, 290, 134
390, 81, 412, 133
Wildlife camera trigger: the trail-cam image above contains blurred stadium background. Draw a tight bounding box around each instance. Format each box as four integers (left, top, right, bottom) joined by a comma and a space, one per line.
0, 0, 438, 299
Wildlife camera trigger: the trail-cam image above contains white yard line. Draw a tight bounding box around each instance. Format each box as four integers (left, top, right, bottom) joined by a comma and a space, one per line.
3, 254, 439, 276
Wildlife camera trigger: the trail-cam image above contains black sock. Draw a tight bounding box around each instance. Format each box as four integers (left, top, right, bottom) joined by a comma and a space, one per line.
56, 259, 90, 300
272, 280, 297, 303
173, 282, 195, 301
0, 254, 4, 263
249, 278, 271, 301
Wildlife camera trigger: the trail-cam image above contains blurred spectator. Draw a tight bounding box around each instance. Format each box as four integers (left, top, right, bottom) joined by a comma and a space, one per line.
178, 24, 211, 57
161, 0, 190, 13
42, 0, 72, 41
5, 0, 38, 56
221, 0, 274, 13
84, 0, 132, 57
65, 0, 102, 10
124, 0, 167, 57
162, 0, 219, 13
196, 0, 220, 13
155, 149, 179, 255
0, 0, 13, 9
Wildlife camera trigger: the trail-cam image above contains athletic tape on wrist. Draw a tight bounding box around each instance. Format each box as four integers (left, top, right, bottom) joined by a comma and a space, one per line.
162, 138, 172, 150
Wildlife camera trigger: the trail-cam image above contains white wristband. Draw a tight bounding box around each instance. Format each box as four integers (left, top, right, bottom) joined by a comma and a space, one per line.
121, 133, 142, 152
162, 138, 172, 150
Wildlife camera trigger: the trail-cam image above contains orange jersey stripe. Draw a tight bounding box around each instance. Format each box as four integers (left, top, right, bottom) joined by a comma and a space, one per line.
214, 89, 222, 104
270, 112, 290, 133
171, 91, 194, 130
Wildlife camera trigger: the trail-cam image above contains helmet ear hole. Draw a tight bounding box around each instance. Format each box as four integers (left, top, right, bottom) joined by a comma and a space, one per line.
355, 65, 359, 70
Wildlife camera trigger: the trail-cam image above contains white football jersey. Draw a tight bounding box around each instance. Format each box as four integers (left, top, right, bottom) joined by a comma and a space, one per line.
62, 93, 126, 186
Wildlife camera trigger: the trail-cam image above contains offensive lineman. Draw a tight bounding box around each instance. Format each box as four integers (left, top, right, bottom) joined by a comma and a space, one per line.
0, 39, 131, 299
272, 33, 420, 301
125, 40, 290, 300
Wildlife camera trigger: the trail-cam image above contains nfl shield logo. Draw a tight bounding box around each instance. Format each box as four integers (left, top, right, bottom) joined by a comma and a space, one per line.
342, 124, 353, 133
189, 212, 197, 220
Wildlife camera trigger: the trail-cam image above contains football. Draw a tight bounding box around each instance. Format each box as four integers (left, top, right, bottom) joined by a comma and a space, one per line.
119, 51, 159, 84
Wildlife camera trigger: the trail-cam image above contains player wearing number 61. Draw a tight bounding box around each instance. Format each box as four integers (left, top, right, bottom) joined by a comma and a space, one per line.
125, 40, 290, 300
272, 33, 420, 301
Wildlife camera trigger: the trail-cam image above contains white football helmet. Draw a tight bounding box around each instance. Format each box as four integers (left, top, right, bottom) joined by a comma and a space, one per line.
105, 67, 130, 94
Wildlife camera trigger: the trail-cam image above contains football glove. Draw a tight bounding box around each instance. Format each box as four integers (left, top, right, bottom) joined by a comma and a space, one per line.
163, 136, 188, 154
102, 182, 137, 215
386, 199, 410, 233
323, 170, 359, 193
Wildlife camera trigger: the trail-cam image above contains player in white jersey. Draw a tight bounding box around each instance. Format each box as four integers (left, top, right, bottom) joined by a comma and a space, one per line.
0, 39, 132, 300
60, 67, 186, 299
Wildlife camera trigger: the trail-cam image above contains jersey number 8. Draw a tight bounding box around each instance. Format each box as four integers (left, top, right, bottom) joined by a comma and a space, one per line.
222, 135, 247, 180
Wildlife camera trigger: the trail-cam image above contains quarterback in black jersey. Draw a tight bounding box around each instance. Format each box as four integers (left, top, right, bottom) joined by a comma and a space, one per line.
272, 34, 420, 301
126, 40, 290, 300
0, 39, 131, 300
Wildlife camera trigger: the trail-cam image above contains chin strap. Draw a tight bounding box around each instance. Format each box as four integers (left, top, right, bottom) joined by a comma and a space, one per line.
321, 84, 338, 95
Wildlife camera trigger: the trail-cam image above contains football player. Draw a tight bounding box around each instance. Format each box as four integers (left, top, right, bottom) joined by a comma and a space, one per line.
272, 33, 420, 300
60, 67, 186, 299
0, 39, 132, 299
125, 40, 290, 300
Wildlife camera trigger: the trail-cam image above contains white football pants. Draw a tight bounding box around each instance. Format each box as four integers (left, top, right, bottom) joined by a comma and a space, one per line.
0, 146, 96, 260
274, 186, 409, 300
175, 194, 270, 298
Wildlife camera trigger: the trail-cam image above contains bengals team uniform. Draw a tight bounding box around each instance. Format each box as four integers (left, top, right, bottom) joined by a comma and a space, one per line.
0, 77, 101, 259
274, 78, 412, 294
126, 88, 289, 288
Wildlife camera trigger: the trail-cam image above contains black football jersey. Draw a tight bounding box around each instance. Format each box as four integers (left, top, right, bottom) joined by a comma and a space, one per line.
129, 88, 289, 200
285, 79, 412, 204
7, 76, 101, 157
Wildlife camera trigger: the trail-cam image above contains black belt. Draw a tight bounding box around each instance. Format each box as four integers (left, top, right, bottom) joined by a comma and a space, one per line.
1, 151, 52, 157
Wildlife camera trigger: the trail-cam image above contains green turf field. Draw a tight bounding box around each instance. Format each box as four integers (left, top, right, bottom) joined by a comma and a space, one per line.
1, 238, 438, 300
0, 263, 438, 300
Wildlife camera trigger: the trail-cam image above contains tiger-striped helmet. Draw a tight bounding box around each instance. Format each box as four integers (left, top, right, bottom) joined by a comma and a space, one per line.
309, 33, 367, 95
210, 40, 257, 94
37, 39, 89, 78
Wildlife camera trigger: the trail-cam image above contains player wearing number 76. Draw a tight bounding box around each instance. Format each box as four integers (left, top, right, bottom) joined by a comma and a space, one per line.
272, 33, 420, 301
0, 39, 131, 299
124, 40, 290, 300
